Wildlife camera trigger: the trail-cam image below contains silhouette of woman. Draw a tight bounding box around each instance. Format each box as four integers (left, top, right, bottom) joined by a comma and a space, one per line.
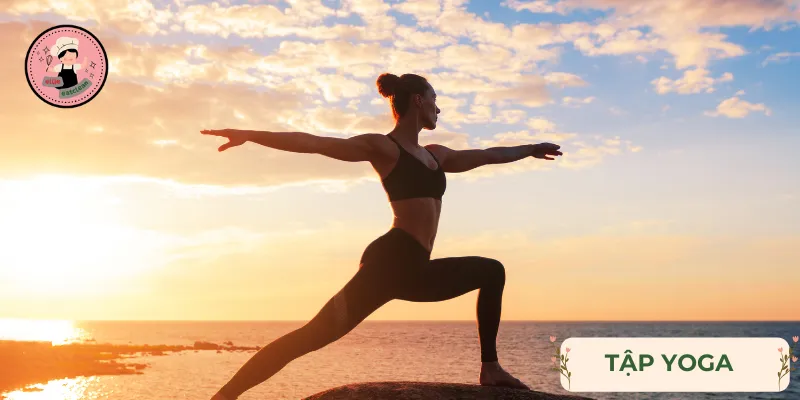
202, 73, 563, 400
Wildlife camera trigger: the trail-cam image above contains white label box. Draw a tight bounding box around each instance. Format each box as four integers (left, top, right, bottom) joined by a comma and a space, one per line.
554, 337, 797, 392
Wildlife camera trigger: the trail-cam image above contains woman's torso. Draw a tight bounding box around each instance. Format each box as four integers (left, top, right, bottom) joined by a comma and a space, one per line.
370, 134, 444, 253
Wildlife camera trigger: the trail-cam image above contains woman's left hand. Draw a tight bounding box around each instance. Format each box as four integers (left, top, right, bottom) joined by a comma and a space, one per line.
531, 143, 562, 160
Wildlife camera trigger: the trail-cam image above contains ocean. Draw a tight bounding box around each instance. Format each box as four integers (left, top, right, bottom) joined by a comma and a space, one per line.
1, 321, 798, 400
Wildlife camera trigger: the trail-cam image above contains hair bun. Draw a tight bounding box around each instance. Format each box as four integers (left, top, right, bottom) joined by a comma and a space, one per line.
376, 73, 400, 98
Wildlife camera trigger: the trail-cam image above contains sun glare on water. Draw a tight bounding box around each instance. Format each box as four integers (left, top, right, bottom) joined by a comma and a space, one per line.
0, 175, 164, 294
2, 377, 96, 400
0, 319, 87, 345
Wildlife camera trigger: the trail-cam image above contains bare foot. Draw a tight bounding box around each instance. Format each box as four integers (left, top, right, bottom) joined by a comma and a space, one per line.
479, 361, 530, 390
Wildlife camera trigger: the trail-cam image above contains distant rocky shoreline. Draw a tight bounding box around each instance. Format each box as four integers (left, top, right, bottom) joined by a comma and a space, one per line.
0, 339, 260, 396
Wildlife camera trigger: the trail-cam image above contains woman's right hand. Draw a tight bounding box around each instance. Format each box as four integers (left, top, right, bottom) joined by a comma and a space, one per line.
200, 129, 251, 152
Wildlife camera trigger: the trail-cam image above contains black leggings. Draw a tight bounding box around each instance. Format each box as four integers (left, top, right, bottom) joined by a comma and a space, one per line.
217, 227, 507, 399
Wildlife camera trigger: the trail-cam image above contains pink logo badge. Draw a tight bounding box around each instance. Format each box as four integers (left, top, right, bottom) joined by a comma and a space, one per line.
25, 24, 108, 108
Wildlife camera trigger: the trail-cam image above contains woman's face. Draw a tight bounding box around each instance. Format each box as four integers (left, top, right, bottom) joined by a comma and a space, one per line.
60, 50, 77, 63
417, 84, 440, 130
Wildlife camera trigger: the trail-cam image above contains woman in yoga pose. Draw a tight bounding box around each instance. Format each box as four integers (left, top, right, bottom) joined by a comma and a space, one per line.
202, 73, 562, 399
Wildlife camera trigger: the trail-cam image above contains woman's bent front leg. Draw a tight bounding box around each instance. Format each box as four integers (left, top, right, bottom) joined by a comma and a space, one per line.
393, 256, 528, 390
213, 267, 392, 399
395, 256, 506, 362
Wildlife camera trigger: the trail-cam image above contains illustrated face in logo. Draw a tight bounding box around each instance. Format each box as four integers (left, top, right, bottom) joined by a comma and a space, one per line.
25, 25, 108, 108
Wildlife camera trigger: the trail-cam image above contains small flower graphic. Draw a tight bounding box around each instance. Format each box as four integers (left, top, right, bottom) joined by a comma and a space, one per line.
548, 335, 572, 389
777, 335, 798, 390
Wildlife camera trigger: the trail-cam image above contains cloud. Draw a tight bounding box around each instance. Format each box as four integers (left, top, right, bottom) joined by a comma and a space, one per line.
466, 104, 493, 123
544, 72, 588, 87
705, 95, 772, 118
651, 68, 734, 95
425, 71, 497, 95
492, 109, 529, 124
394, 26, 455, 49
243, 40, 388, 78
473, 75, 553, 108
435, 4, 513, 44
558, 136, 638, 169
573, 28, 661, 56
392, 0, 443, 25
502, 0, 562, 14
345, 99, 360, 110
340, 0, 398, 41
421, 1, 565, 66
526, 117, 558, 132
464, 71, 585, 109
1, 0, 174, 35
177, 1, 347, 40
297, 74, 372, 102
762, 51, 800, 66
660, 32, 748, 70
504, 0, 799, 69
561, 0, 798, 30
507, 23, 564, 49
573, 28, 747, 70
438, 43, 516, 77
562, 96, 596, 107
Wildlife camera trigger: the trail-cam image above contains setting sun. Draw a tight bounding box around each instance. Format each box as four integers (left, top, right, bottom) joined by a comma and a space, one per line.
0, 175, 163, 294
0, 319, 87, 345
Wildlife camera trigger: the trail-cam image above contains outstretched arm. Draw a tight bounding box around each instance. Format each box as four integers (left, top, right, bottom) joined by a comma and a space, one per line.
200, 129, 384, 163
428, 143, 562, 173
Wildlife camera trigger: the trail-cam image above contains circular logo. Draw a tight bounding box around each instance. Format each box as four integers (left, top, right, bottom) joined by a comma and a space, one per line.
25, 24, 108, 108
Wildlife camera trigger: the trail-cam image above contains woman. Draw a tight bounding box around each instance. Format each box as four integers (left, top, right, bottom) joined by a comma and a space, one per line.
202, 73, 563, 399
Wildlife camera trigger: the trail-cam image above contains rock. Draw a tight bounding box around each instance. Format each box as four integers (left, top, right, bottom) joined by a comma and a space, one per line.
303, 381, 593, 400
193, 341, 221, 350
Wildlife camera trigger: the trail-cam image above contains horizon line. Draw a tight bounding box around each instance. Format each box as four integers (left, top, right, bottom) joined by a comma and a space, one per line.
3, 318, 799, 323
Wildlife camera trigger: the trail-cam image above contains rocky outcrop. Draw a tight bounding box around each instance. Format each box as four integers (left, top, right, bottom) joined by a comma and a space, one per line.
304, 381, 593, 400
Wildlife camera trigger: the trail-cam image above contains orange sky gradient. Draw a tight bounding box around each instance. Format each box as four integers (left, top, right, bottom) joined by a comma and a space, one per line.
1, 1, 799, 322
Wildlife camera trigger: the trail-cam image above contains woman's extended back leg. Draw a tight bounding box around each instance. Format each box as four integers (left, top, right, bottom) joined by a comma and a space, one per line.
214, 266, 392, 399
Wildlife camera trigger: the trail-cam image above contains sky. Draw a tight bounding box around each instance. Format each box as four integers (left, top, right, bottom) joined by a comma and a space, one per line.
0, 0, 799, 322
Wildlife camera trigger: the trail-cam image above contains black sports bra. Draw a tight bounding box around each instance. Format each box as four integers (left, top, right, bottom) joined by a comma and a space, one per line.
380, 134, 446, 201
